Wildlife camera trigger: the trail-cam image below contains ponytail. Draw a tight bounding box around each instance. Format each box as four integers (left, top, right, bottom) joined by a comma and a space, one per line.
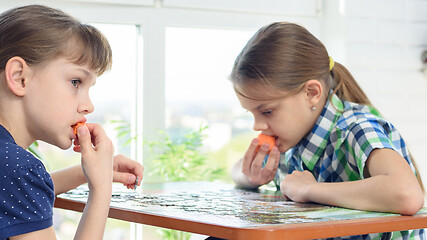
330, 62, 371, 106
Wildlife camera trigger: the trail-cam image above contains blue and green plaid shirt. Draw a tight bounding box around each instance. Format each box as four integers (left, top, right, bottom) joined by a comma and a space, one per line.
274, 93, 425, 240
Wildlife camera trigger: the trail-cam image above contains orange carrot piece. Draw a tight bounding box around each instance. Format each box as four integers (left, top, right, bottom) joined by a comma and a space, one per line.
255, 133, 276, 153
73, 122, 86, 135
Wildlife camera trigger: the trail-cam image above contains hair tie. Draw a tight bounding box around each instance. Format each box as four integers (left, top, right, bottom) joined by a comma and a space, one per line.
329, 57, 335, 71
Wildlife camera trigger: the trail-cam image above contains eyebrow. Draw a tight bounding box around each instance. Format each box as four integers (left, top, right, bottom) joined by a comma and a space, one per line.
75, 67, 97, 86
255, 104, 268, 111
255, 101, 281, 112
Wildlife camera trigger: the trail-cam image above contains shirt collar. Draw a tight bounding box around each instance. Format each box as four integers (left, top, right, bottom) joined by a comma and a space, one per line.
0, 124, 16, 144
296, 93, 344, 171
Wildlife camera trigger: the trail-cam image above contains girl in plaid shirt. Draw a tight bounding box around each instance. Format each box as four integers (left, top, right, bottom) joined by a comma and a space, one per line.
230, 22, 424, 239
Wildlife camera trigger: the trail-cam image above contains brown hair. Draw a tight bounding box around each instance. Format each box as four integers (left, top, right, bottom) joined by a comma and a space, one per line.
230, 22, 424, 191
230, 22, 370, 104
0, 4, 112, 76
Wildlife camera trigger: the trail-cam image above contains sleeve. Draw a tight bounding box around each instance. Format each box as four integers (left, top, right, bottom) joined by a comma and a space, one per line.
345, 117, 396, 178
0, 162, 55, 239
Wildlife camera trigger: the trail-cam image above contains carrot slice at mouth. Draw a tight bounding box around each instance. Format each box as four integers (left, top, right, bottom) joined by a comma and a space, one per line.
73, 122, 86, 135
255, 133, 276, 153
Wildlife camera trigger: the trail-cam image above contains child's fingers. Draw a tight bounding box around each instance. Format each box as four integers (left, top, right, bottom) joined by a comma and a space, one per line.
86, 123, 108, 148
78, 123, 114, 190
113, 172, 136, 186
263, 146, 280, 177
73, 122, 86, 135
80, 123, 113, 153
250, 142, 270, 175
76, 124, 92, 154
131, 165, 144, 186
73, 138, 80, 152
242, 138, 259, 175
73, 146, 81, 152
113, 154, 144, 186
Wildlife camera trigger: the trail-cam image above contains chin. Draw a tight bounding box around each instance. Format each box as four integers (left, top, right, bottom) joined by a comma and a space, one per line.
58, 145, 71, 150
52, 139, 73, 150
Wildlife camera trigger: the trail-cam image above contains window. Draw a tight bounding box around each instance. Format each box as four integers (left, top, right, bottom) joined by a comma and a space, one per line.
164, 27, 255, 179
39, 23, 138, 240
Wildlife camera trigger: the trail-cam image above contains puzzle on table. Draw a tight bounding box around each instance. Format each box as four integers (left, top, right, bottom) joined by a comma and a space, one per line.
58, 181, 424, 228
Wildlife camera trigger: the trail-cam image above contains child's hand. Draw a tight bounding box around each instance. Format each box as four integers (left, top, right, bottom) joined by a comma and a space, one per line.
280, 170, 317, 203
75, 123, 114, 191
241, 137, 280, 186
112, 154, 144, 190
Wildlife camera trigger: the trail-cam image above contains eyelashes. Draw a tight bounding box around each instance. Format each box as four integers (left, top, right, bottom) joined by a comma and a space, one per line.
244, 107, 274, 117
261, 110, 273, 116
70, 79, 82, 88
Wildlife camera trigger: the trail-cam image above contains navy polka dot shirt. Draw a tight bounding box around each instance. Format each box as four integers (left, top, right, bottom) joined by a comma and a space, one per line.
0, 125, 54, 239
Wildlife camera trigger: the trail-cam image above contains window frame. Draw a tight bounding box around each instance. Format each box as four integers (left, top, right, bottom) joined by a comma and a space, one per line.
48, 0, 322, 159
0, 1, 325, 239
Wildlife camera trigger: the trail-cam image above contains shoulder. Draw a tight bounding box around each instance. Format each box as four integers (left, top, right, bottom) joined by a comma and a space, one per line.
333, 102, 407, 156
331, 101, 405, 152
0, 139, 54, 201
0, 140, 47, 175
0, 140, 54, 194
338, 102, 381, 125
335, 102, 393, 134
0, 140, 53, 192
0, 142, 54, 239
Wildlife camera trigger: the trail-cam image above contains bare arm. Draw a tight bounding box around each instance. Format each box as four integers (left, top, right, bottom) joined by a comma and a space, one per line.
281, 148, 424, 215
51, 165, 86, 195
73, 123, 113, 239
51, 154, 144, 195
74, 186, 112, 240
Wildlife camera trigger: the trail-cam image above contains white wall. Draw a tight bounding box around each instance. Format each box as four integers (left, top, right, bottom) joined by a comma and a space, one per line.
337, 0, 427, 186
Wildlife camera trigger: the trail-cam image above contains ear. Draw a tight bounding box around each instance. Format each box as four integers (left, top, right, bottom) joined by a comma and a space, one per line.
4, 56, 29, 97
303, 79, 323, 107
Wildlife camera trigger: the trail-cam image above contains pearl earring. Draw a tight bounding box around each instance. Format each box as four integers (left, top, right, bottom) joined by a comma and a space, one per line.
311, 106, 316, 111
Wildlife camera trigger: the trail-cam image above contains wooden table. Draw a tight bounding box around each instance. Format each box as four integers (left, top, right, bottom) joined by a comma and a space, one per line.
54, 181, 427, 239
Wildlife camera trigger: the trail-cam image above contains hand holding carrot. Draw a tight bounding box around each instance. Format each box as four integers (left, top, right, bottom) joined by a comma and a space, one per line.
75, 123, 114, 191
73, 123, 143, 190
240, 133, 280, 186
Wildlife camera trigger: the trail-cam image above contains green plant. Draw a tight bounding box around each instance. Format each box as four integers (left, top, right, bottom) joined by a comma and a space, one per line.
147, 125, 225, 182
146, 125, 226, 240
156, 228, 192, 240
113, 122, 227, 240
27, 141, 44, 160
111, 119, 135, 147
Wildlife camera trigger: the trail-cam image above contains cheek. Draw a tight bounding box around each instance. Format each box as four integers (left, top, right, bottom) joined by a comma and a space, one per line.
41, 94, 75, 123
274, 115, 306, 142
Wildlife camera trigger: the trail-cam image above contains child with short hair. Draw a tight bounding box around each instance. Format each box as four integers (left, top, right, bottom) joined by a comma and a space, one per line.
0, 5, 143, 239
230, 22, 424, 239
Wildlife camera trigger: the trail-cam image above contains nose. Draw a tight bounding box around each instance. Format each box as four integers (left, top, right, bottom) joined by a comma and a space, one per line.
78, 95, 95, 115
252, 116, 268, 132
